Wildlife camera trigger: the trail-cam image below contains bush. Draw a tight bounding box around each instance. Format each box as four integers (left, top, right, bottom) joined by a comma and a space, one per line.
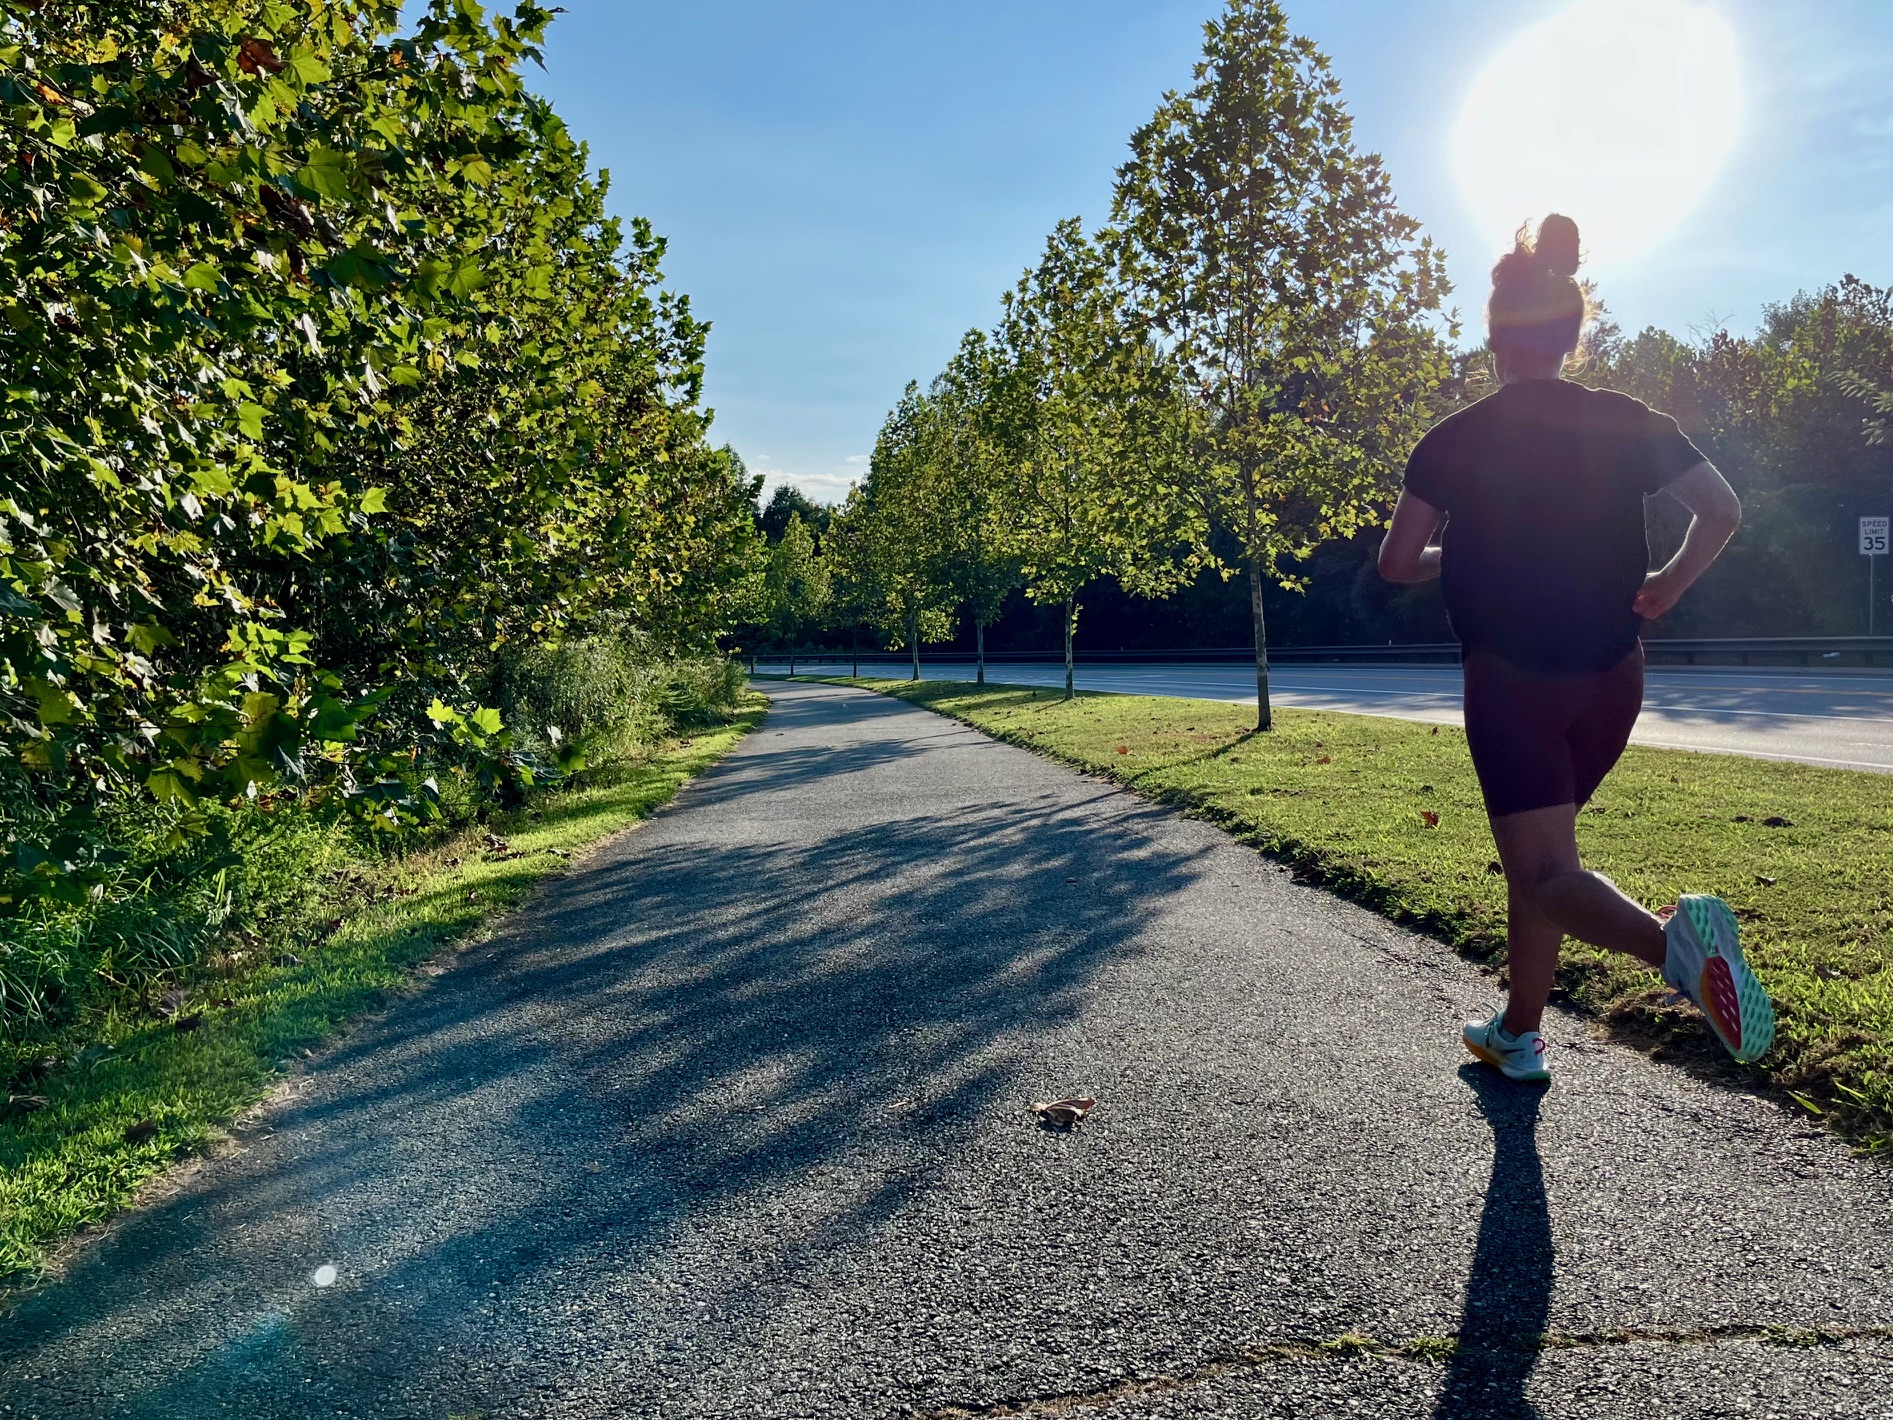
500, 637, 744, 770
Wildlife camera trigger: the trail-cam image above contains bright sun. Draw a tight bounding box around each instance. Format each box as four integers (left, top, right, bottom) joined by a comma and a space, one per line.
1451, 0, 1742, 270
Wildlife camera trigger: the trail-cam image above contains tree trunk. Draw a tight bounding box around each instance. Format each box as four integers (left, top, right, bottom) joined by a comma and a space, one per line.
852, 626, 858, 680
1063, 594, 1075, 701
1241, 469, 1273, 733
976, 621, 986, 685
909, 613, 920, 681
1248, 557, 1273, 732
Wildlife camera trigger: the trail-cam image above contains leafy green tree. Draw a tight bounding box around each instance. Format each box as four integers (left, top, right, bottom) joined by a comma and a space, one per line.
1112, 0, 1451, 728
930, 332, 1021, 685
838, 388, 955, 681
759, 484, 833, 542
0, 1, 759, 904
761, 512, 831, 656
990, 220, 1205, 699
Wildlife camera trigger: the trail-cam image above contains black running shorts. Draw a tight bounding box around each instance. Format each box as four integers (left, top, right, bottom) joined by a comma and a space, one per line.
1461, 646, 1645, 819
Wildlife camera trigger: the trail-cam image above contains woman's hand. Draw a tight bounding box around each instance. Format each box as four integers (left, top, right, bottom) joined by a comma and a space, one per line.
1633, 569, 1684, 620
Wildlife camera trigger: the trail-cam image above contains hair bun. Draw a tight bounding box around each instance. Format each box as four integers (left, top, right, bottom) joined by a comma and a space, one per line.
1536, 214, 1580, 278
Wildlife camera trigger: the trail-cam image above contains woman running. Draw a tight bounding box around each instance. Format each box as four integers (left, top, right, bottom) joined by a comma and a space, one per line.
1378, 213, 1774, 1083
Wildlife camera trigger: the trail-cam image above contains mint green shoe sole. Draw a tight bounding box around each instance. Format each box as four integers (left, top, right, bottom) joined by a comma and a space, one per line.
1681, 894, 1775, 1064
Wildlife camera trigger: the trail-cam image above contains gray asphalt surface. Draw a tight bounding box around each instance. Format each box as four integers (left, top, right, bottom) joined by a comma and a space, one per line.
768, 659, 1893, 774
7, 680, 1893, 1419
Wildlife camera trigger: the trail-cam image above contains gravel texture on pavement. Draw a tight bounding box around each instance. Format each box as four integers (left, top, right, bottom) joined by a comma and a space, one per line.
4, 680, 1891, 1419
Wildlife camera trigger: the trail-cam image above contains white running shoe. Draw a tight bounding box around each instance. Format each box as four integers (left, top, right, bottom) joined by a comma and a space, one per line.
1662, 894, 1775, 1064
1463, 1009, 1550, 1083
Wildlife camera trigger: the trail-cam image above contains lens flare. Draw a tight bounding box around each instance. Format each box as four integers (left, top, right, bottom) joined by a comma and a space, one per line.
1452, 0, 1742, 269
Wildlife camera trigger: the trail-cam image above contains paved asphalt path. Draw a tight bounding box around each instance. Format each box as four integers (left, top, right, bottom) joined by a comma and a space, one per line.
768, 659, 1893, 774
8, 681, 1893, 1418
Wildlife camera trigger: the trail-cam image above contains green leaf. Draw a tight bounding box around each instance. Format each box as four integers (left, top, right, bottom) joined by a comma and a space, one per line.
297, 147, 352, 204
138, 146, 176, 184
67, 171, 107, 204
183, 261, 221, 292
426, 699, 462, 726
469, 706, 503, 736
359, 487, 389, 514
128, 623, 176, 655
238, 403, 266, 440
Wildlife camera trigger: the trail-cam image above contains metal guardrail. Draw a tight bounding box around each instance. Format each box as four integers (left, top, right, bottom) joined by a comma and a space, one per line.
747, 636, 1893, 671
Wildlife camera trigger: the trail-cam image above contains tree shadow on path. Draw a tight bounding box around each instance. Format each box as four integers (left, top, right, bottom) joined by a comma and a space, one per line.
0, 687, 1213, 1418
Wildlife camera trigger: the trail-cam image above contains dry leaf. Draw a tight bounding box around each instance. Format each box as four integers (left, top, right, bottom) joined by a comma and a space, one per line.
1314, 755, 1332, 765
238, 37, 284, 74
1115, 745, 1129, 754
1031, 1096, 1097, 1128
1420, 810, 1440, 829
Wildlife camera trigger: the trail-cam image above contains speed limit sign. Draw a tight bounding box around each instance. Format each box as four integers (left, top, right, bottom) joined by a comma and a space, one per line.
1864, 517, 1891, 556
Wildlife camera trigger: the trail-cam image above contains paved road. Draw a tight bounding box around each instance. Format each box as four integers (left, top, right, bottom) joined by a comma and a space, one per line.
770, 659, 1893, 773
8, 681, 1893, 1418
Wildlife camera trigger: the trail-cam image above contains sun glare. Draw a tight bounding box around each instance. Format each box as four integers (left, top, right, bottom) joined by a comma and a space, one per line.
1451, 0, 1742, 271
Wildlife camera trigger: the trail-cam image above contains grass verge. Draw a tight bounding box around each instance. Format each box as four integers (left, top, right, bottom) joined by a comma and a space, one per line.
831, 678, 1893, 1145
0, 696, 764, 1282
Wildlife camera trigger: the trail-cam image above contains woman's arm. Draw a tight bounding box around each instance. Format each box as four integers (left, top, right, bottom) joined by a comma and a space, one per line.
1378, 490, 1444, 583
1633, 460, 1741, 620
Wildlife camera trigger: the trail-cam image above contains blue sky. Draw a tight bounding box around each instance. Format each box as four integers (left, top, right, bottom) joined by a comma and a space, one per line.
523, 1, 1893, 504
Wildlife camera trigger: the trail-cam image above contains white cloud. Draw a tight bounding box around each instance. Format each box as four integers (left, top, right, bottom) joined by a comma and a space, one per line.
758, 467, 856, 505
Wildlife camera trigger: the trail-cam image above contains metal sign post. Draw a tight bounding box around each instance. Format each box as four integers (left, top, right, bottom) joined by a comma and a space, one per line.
1863, 517, 1890, 636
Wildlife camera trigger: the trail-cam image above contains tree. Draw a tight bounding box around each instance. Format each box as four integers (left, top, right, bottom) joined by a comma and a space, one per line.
760, 512, 831, 657
1112, 0, 1451, 728
929, 332, 1020, 685
758, 483, 833, 542
990, 220, 1204, 699
839, 386, 956, 681
0, 1, 762, 902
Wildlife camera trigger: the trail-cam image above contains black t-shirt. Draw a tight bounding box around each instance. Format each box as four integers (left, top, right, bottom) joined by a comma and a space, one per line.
1402, 380, 1705, 672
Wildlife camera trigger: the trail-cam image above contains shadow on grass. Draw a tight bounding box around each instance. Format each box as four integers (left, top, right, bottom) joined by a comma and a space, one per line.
0, 683, 1209, 1417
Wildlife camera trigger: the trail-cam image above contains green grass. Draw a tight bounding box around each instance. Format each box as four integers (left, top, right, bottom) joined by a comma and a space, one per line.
0, 697, 763, 1282
832, 678, 1893, 1144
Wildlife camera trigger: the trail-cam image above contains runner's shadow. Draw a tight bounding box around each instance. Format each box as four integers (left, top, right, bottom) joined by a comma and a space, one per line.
1432, 1063, 1551, 1420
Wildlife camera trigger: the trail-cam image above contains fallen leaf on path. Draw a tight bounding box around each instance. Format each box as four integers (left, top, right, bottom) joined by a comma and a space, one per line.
1031, 1097, 1097, 1129
124, 1120, 159, 1146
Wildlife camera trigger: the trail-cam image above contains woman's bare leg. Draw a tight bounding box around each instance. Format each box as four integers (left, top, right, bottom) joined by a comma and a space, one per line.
1489, 804, 1666, 1036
